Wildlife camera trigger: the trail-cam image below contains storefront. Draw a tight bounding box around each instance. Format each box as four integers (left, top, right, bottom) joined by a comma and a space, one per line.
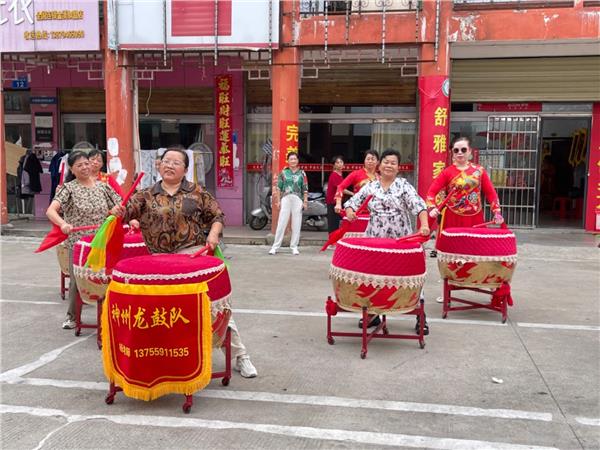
450, 56, 600, 229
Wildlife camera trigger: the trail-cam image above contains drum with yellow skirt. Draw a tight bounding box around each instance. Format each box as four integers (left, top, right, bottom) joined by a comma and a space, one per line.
102, 253, 232, 402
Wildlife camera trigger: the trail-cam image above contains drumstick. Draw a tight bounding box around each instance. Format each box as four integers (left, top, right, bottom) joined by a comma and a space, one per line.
72, 224, 100, 233
189, 244, 211, 258
473, 220, 495, 228
120, 172, 145, 207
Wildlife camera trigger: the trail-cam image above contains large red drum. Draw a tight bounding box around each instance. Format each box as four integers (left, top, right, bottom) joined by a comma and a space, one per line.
110, 254, 232, 346
437, 227, 517, 288
341, 214, 370, 238
72, 231, 150, 305
330, 237, 426, 315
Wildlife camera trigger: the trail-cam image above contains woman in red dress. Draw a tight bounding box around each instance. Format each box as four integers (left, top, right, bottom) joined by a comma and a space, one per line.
334, 149, 379, 214
427, 136, 503, 231
88, 149, 124, 197
325, 155, 345, 234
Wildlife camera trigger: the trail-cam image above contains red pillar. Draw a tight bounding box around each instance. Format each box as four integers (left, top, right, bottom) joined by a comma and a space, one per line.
417, 0, 451, 198
0, 84, 8, 224
103, 23, 135, 192
585, 103, 600, 232
270, 1, 300, 233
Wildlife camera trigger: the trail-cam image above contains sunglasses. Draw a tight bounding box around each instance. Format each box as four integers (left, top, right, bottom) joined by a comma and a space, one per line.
452, 147, 468, 154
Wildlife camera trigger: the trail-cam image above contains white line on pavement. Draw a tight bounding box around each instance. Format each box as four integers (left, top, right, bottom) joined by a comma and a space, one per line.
1, 299, 61, 305
1, 301, 598, 332
2, 282, 58, 289
0, 335, 93, 383
516, 322, 600, 332
0, 404, 559, 450
10, 377, 553, 423
574, 417, 600, 427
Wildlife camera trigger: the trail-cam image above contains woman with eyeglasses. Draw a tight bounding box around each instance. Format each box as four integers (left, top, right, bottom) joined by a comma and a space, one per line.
426, 136, 503, 231
46, 151, 122, 330
113, 147, 259, 378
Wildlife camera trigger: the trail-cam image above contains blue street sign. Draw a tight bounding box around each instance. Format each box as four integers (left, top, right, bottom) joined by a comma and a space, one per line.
11, 77, 29, 89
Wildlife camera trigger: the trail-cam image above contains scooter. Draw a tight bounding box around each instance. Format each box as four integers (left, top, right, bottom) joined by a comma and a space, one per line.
250, 187, 328, 231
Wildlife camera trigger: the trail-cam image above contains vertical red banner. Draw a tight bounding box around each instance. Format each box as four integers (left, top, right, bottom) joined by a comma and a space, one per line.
585, 102, 600, 232
279, 120, 299, 171
417, 76, 451, 197
215, 75, 234, 188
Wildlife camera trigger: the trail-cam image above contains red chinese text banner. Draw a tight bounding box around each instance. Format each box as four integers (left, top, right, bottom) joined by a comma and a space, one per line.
279, 120, 299, 171
101, 281, 212, 401
417, 75, 450, 197
216, 75, 234, 188
585, 103, 600, 231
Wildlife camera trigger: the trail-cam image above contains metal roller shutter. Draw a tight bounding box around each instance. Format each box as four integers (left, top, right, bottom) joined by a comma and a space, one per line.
451, 56, 600, 102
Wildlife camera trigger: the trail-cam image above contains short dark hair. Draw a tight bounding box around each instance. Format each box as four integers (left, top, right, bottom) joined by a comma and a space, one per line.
380, 149, 401, 164
364, 149, 379, 161
451, 136, 471, 148
87, 149, 103, 159
161, 147, 189, 168
65, 151, 89, 182
331, 155, 344, 165
286, 151, 299, 161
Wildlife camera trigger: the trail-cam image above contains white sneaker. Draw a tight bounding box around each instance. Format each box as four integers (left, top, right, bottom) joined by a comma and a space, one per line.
62, 319, 76, 330
235, 356, 257, 378
436, 296, 444, 303
268, 248, 277, 255
291, 248, 300, 255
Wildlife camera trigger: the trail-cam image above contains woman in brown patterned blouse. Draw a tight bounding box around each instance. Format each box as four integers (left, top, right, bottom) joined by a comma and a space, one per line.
114, 148, 258, 378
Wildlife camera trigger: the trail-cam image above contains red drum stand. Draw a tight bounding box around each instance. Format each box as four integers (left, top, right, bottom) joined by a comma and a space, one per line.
73, 292, 103, 349
60, 271, 68, 300
326, 297, 426, 359
442, 280, 510, 323
104, 327, 232, 414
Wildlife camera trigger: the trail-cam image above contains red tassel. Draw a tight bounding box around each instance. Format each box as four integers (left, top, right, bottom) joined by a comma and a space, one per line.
326, 298, 338, 316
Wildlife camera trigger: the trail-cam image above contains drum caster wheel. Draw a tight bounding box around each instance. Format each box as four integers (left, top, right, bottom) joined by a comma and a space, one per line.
327, 337, 335, 345
221, 377, 230, 386
74, 329, 81, 337
502, 317, 507, 324
442, 312, 447, 319
97, 343, 102, 350
105, 394, 115, 405
182, 404, 192, 414
419, 341, 426, 349
382, 327, 389, 335
360, 351, 367, 359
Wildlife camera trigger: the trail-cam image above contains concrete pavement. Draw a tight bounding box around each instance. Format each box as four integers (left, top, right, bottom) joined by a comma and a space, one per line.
0, 231, 599, 449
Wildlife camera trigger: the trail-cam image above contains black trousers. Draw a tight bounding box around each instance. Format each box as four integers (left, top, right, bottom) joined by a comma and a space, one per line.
327, 204, 341, 234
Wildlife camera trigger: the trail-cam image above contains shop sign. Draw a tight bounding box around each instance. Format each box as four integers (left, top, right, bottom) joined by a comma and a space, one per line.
11, 77, 28, 89
35, 127, 53, 142
475, 103, 542, 112
417, 75, 451, 196
215, 75, 233, 188
0, 0, 100, 53
108, 0, 279, 50
30, 96, 57, 104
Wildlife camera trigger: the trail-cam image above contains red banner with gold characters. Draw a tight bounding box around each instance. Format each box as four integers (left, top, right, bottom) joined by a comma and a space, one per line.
101, 281, 212, 401
279, 120, 299, 171
417, 75, 451, 197
585, 102, 600, 231
216, 75, 234, 187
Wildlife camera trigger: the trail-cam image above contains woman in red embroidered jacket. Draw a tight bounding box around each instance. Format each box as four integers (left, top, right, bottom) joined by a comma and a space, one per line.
333, 149, 379, 214
427, 136, 503, 230
88, 149, 124, 197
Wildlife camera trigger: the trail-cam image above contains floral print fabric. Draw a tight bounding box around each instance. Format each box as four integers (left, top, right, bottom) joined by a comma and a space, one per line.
344, 177, 426, 239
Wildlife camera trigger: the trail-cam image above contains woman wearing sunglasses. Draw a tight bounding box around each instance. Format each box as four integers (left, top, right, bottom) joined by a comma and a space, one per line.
426, 136, 503, 230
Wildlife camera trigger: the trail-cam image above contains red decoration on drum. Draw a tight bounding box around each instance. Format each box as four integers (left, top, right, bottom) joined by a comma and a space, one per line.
330, 237, 426, 315
436, 227, 517, 288
72, 230, 150, 305
102, 254, 232, 401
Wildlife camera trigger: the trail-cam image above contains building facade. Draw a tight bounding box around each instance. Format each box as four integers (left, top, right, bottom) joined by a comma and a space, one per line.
1, 0, 599, 230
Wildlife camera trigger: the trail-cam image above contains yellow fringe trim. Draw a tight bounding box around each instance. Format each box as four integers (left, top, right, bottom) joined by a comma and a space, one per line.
102, 284, 213, 401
